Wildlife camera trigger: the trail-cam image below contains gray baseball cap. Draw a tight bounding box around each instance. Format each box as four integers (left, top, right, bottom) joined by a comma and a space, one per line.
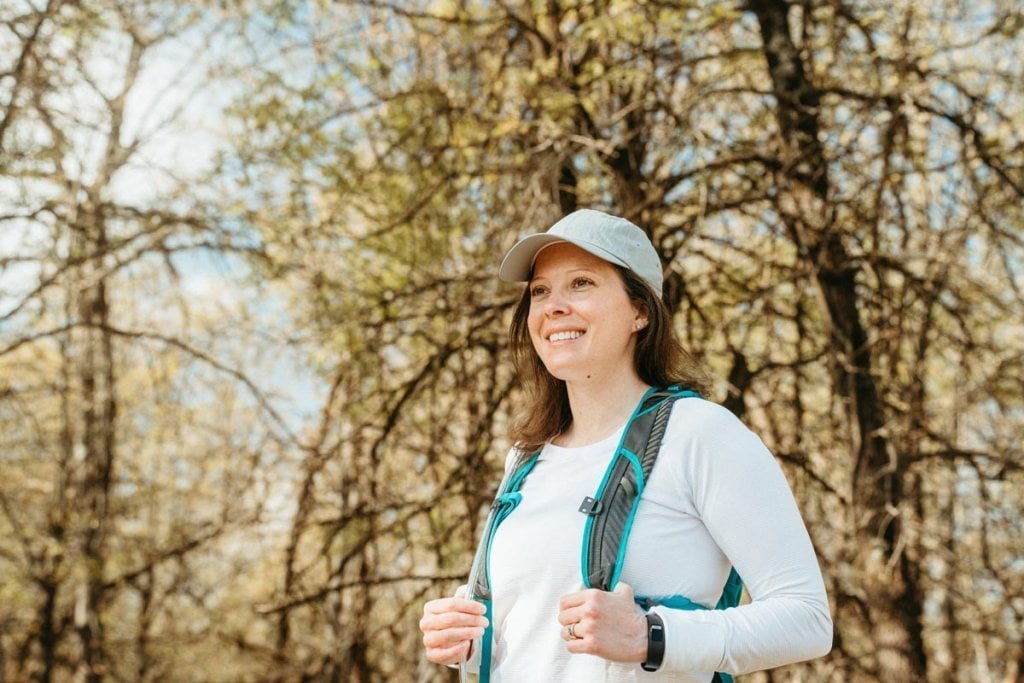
498, 209, 663, 298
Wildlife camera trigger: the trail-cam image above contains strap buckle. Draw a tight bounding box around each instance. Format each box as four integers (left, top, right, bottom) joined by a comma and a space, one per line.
578, 496, 602, 515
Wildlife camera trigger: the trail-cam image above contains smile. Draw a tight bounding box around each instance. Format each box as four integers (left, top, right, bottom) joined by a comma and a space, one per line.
547, 330, 585, 342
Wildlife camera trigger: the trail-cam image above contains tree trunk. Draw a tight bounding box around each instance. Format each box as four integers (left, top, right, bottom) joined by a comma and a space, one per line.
72, 202, 117, 683
37, 578, 58, 683
746, 0, 926, 678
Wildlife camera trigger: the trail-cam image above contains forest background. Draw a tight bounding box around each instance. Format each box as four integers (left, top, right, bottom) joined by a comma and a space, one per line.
1, 0, 1021, 681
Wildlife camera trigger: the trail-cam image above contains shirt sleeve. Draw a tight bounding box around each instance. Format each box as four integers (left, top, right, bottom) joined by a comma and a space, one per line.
651, 402, 833, 675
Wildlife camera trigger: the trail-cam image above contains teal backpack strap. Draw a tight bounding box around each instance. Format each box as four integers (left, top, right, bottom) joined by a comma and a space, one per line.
580, 386, 698, 590
465, 450, 540, 683
579, 386, 743, 683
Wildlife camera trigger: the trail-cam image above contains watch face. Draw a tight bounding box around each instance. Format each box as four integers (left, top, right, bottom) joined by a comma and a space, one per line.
651, 624, 664, 642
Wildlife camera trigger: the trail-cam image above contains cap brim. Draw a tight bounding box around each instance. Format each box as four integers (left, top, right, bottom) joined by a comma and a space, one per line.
498, 234, 567, 282
498, 233, 631, 282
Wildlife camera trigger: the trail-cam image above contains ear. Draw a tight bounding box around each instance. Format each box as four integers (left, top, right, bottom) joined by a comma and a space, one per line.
632, 302, 650, 332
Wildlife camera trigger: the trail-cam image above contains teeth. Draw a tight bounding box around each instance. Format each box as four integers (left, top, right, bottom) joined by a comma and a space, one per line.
549, 331, 583, 342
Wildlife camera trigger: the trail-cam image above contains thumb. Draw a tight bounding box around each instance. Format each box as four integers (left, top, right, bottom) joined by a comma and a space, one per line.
613, 582, 635, 600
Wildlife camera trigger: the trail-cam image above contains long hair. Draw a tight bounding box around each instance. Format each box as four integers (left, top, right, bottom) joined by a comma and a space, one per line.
508, 265, 710, 454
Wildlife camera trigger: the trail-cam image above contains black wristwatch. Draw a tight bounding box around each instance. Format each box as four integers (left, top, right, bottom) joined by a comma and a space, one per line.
641, 611, 665, 672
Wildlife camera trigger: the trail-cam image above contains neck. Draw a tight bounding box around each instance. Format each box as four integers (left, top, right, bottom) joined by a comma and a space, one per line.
557, 371, 651, 447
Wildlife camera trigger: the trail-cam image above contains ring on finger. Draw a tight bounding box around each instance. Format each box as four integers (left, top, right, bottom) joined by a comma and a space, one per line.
568, 622, 581, 640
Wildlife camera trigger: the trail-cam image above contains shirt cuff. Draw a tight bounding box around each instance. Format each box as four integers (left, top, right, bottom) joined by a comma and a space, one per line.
651, 605, 727, 674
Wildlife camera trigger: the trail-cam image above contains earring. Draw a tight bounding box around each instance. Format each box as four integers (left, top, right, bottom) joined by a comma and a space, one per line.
635, 320, 646, 330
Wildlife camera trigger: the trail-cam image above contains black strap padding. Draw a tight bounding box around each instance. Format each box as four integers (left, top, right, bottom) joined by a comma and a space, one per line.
585, 390, 680, 591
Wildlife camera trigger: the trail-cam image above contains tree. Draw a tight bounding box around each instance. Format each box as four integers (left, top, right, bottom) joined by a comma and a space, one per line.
1, 2, 287, 680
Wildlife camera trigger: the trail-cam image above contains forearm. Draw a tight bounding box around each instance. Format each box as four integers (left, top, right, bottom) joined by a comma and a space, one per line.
654, 594, 832, 674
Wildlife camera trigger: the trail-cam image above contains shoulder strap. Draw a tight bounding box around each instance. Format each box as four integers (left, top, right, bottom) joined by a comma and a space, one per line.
466, 450, 540, 603
580, 386, 699, 591
464, 450, 540, 683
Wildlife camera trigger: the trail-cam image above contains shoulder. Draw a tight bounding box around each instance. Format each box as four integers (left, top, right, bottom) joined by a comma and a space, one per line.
502, 447, 520, 473
502, 446, 540, 475
662, 396, 777, 475
658, 397, 784, 509
665, 395, 757, 445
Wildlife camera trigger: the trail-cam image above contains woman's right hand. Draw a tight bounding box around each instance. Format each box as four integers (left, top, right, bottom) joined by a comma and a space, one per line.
420, 584, 489, 665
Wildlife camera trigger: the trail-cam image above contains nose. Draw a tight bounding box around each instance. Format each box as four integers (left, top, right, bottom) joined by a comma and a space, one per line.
542, 290, 570, 317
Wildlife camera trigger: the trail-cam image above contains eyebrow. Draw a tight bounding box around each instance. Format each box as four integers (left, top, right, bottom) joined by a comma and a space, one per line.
529, 267, 599, 284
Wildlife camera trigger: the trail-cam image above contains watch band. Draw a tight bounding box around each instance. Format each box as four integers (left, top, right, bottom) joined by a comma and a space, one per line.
641, 611, 665, 672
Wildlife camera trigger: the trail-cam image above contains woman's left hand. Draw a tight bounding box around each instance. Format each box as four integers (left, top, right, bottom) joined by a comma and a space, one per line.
557, 583, 648, 662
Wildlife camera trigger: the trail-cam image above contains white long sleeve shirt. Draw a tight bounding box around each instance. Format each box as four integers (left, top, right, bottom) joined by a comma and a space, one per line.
484, 397, 832, 681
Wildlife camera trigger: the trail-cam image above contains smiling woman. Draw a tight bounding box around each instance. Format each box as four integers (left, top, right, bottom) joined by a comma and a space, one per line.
419, 209, 833, 682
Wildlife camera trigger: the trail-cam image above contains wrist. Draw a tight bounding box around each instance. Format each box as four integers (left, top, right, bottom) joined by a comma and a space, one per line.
631, 612, 649, 662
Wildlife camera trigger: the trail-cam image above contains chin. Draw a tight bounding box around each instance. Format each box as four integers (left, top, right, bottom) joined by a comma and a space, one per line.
543, 366, 591, 384
539, 362, 571, 381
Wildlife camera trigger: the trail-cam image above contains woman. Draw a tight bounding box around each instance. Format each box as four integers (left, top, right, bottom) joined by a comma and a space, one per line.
420, 209, 832, 680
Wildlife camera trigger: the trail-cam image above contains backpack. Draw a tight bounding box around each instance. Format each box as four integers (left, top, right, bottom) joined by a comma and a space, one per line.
463, 387, 742, 683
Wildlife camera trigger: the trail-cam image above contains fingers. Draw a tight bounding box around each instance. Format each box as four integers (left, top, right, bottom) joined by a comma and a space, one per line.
425, 638, 471, 665
420, 588, 489, 665
557, 586, 612, 625
565, 632, 591, 655
556, 603, 587, 627
556, 584, 646, 661
560, 621, 592, 655
557, 588, 591, 612
612, 582, 634, 600
424, 596, 486, 617
559, 620, 586, 642
420, 606, 488, 633
558, 583, 634, 620
422, 625, 485, 649
420, 609, 485, 665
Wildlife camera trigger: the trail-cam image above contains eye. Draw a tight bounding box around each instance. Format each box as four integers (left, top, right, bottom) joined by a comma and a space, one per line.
530, 284, 549, 297
571, 277, 594, 288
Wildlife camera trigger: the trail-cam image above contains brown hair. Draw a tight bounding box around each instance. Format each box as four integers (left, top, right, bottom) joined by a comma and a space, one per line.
508, 265, 710, 454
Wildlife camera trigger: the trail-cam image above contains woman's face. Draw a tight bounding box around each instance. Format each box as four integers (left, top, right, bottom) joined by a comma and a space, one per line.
527, 242, 645, 385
